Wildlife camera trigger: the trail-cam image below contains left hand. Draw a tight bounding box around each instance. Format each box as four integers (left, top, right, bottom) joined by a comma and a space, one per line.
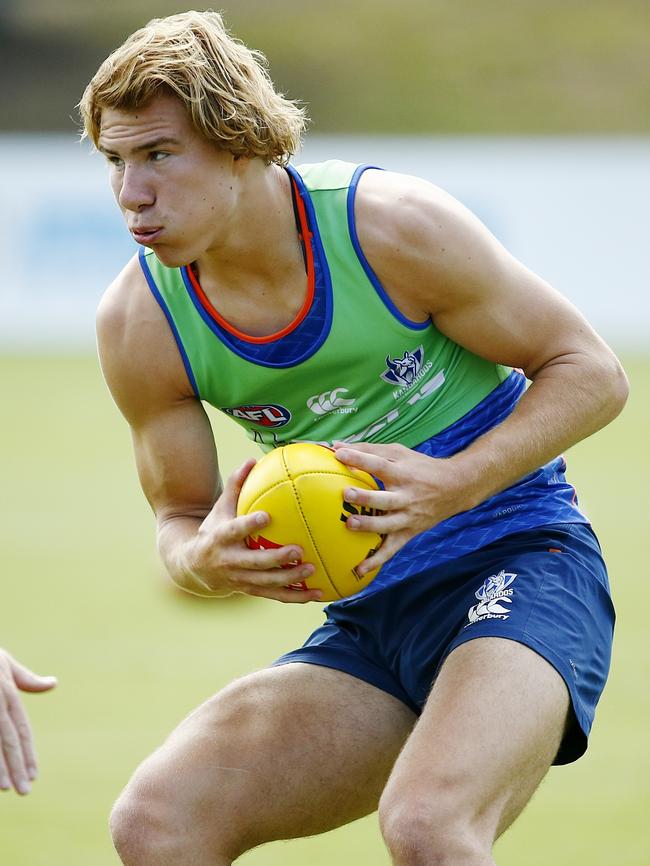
333, 441, 466, 575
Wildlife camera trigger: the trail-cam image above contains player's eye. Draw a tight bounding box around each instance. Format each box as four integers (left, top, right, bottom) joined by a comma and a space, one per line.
105, 155, 124, 168
150, 151, 169, 162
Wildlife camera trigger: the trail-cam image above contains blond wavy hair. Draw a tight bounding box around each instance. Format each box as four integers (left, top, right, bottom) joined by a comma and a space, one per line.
79, 10, 307, 165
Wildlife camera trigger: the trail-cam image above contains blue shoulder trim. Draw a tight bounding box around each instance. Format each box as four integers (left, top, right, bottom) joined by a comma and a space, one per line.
138, 247, 200, 397
347, 164, 430, 331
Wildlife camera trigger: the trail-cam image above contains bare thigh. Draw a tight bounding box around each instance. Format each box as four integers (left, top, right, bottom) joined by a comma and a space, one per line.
118, 662, 416, 859
380, 637, 570, 853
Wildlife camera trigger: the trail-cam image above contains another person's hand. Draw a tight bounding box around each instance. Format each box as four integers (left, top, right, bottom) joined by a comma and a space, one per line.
182, 460, 320, 603
0, 649, 57, 795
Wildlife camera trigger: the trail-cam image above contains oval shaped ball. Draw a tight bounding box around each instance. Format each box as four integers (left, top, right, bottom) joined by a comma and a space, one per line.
237, 443, 383, 600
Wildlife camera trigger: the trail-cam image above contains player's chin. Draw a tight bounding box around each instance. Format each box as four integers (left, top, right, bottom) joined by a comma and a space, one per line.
145, 243, 190, 269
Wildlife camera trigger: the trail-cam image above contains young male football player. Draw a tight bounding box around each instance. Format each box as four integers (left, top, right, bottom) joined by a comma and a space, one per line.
80, 11, 627, 865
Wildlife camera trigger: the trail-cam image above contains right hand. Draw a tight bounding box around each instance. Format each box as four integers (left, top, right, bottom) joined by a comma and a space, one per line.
183, 459, 320, 603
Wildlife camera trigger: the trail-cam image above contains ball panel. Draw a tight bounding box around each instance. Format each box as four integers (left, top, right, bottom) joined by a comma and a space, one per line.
239, 480, 339, 599
237, 448, 289, 514
282, 442, 379, 490
292, 473, 383, 598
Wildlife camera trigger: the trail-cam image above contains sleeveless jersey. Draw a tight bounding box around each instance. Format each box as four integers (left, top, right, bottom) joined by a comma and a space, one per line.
140, 159, 588, 597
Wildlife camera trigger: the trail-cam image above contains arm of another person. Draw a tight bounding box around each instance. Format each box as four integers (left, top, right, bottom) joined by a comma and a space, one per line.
96, 257, 318, 602
334, 170, 629, 572
0, 648, 56, 795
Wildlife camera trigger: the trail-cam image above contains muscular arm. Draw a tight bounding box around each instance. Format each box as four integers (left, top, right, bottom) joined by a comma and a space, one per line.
97, 256, 219, 594
97, 257, 317, 601
335, 170, 629, 568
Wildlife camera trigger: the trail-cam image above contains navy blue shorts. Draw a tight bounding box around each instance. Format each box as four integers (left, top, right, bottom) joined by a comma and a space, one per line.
273, 522, 614, 764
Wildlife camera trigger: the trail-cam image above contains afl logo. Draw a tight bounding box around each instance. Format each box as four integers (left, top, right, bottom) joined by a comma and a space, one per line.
222, 403, 291, 428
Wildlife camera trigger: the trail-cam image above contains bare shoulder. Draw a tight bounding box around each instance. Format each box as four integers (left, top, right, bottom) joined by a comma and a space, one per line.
353, 167, 615, 375
97, 254, 195, 425
96, 254, 145, 347
354, 168, 508, 319
355, 168, 467, 236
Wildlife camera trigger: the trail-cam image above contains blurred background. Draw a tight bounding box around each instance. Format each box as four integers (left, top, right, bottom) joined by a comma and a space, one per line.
1, 2, 648, 864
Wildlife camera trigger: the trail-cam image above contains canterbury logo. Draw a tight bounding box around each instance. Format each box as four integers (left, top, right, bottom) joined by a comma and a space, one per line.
307, 388, 357, 416
466, 570, 517, 625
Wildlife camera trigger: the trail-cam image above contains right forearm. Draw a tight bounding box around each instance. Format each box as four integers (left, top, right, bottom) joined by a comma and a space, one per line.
149, 460, 319, 605
157, 515, 226, 597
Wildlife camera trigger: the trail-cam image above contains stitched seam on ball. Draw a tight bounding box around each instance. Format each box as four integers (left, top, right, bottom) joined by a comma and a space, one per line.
284, 469, 372, 479
248, 473, 374, 508
247, 479, 290, 508
244, 451, 291, 507
293, 473, 377, 600
293, 480, 335, 595
282, 452, 336, 596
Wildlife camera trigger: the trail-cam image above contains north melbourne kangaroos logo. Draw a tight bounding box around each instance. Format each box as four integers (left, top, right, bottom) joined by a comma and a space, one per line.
466, 570, 517, 625
381, 346, 424, 386
381, 346, 434, 399
221, 404, 291, 428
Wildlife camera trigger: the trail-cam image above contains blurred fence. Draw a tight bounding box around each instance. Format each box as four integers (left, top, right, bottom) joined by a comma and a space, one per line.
1, 134, 648, 352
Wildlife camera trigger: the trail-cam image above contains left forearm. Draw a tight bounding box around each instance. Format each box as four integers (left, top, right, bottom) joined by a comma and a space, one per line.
332, 350, 627, 575
450, 352, 629, 511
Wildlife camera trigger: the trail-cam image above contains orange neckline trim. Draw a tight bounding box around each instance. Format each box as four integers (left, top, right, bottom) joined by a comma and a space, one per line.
185, 178, 315, 345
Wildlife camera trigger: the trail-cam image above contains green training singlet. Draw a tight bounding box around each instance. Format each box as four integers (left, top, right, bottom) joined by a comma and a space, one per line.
139, 160, 511, 451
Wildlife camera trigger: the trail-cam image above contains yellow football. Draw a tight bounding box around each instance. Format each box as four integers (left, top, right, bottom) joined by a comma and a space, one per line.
237, 442, 383, 601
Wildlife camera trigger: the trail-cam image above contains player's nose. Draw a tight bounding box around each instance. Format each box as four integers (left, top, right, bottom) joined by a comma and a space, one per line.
118, 165, 155, 212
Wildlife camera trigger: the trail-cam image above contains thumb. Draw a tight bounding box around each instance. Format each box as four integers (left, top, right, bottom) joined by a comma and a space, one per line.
218, 458, 258, 517
11, 660, 58, 693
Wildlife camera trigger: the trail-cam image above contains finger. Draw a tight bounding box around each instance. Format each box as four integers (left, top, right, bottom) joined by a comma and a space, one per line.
354, 535, 402, 576
217, 458, 258, 517
217, 510, 269, 545
333, 446, 395, 479
345, 509, 407, 534
343, 485, 396, 512
333, 441, 403, 460
0, 749, 11, 792
236, 544, 307, 571
11, 659, 57, 694
0, 695, 30, 795
230, 562, 315, 589
241, 583, 323, 604
7, 693, 38, 782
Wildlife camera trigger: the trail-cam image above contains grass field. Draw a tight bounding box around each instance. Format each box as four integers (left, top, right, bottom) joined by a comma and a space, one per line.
1, 354, 648, 865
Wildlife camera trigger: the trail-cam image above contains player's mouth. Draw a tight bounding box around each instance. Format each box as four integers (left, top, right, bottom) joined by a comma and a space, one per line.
130, 226, 163, 245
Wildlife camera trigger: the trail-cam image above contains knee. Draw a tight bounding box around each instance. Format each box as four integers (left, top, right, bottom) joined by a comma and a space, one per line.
109, 680, 267, 865
378, 779, 487, 866
110, 782, 170, 866
109, 771, 225, 866
110, 768, 243, 866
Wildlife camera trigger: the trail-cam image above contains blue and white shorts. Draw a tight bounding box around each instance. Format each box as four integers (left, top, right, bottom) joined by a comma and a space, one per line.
273, 522, 614, 764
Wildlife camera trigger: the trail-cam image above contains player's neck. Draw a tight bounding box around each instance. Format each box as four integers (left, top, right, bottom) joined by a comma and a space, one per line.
193, 161, 305, 302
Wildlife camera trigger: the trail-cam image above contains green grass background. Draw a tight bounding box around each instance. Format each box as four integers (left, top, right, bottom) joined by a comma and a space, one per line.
1, 354, 648, 864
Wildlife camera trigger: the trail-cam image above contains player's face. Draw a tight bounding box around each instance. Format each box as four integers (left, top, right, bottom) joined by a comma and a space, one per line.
98, 94, 240, 267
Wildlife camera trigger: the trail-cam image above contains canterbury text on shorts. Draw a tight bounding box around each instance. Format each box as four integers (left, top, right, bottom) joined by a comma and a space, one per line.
272, 522, 614, 764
